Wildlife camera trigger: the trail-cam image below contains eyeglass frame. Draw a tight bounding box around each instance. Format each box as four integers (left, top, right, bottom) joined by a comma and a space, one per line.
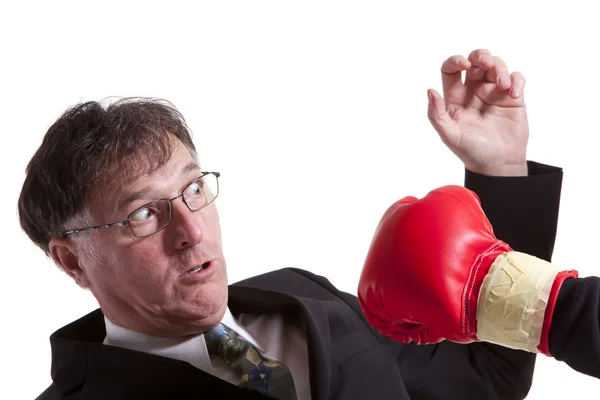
60, 171, 220, 239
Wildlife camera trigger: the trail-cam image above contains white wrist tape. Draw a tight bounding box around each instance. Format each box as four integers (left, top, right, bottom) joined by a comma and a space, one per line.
476, 251, 560, 352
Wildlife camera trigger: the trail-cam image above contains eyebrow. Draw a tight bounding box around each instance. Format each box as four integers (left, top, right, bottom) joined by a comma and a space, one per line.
117, 162, 201, 211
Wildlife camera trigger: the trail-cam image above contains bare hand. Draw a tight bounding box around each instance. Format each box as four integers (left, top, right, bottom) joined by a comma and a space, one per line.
428, 49, 529, 176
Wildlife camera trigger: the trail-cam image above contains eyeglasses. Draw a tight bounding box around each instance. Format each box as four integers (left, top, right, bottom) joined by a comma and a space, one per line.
61, 172, 220, 239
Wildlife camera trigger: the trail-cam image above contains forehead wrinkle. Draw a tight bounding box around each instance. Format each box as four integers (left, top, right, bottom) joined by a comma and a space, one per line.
111, 161, 201, 216
181, 161, 201, 176
97, 141, 200, 219
117, 186, 156, 212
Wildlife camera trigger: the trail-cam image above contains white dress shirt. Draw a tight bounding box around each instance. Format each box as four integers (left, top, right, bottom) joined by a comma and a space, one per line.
103, 308, 311, 400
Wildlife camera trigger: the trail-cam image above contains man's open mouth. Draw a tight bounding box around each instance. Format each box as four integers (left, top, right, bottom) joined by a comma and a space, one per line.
186, 261, 211, 274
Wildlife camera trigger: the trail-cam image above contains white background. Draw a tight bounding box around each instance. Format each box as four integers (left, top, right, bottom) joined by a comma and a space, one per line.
1, 1, 598, 399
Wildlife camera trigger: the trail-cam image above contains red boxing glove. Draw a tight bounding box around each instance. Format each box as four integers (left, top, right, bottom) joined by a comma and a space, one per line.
357, 185, 577, 355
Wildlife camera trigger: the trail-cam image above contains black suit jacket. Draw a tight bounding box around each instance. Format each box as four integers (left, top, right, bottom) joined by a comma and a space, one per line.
37, 161, 564, 400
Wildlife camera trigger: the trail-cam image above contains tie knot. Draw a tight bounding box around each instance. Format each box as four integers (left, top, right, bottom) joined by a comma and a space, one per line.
204, 323, 250, 366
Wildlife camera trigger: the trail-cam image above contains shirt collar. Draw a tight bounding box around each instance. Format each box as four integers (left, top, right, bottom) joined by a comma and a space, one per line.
102, 307, 264, 369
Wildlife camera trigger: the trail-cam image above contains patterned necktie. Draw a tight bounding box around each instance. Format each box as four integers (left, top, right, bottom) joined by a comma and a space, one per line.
204, 323, 297, 400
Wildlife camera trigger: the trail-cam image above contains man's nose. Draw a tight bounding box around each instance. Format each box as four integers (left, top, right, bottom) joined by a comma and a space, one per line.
168, 197, 204, 249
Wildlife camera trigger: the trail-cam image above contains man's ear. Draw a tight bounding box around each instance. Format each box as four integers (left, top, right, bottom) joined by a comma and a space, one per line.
49, 237, 91, 288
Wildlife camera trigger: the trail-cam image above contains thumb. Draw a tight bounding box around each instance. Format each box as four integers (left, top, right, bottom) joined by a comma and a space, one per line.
427, 89, 460, 148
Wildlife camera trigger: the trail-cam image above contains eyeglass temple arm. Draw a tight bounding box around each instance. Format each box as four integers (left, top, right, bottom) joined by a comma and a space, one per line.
61, 220, 130, 238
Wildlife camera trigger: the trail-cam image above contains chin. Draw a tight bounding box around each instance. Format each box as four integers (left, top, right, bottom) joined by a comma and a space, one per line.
185, 283, 228, 323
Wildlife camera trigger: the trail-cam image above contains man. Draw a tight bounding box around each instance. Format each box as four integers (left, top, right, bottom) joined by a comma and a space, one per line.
21, 49, 562, 399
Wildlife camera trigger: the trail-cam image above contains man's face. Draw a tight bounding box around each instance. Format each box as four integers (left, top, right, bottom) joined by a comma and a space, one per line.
79, 140, 228, 337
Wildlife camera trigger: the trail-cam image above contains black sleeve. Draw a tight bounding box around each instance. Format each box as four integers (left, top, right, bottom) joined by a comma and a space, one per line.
549, 276, 600, 378
464, 161, 563, 262
35, 383, 64, 400
387, 160, 565, 400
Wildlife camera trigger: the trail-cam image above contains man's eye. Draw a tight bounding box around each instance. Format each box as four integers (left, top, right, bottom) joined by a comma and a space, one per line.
130, 207, 154, 222
185, 182, 202, 197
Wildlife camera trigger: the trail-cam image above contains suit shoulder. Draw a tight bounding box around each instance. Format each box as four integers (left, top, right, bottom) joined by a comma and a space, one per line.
285, 268, 342, 291
233, 267, 347, 300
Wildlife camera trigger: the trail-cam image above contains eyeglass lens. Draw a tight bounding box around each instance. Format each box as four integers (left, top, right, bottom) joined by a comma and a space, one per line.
128, 174, 219, 237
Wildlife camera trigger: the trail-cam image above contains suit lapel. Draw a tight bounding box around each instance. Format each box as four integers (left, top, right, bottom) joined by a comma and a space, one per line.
50, 310, 267, 399
83, 344, 268, 399
228, 284, 332, 400
50, 281, 334, 399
